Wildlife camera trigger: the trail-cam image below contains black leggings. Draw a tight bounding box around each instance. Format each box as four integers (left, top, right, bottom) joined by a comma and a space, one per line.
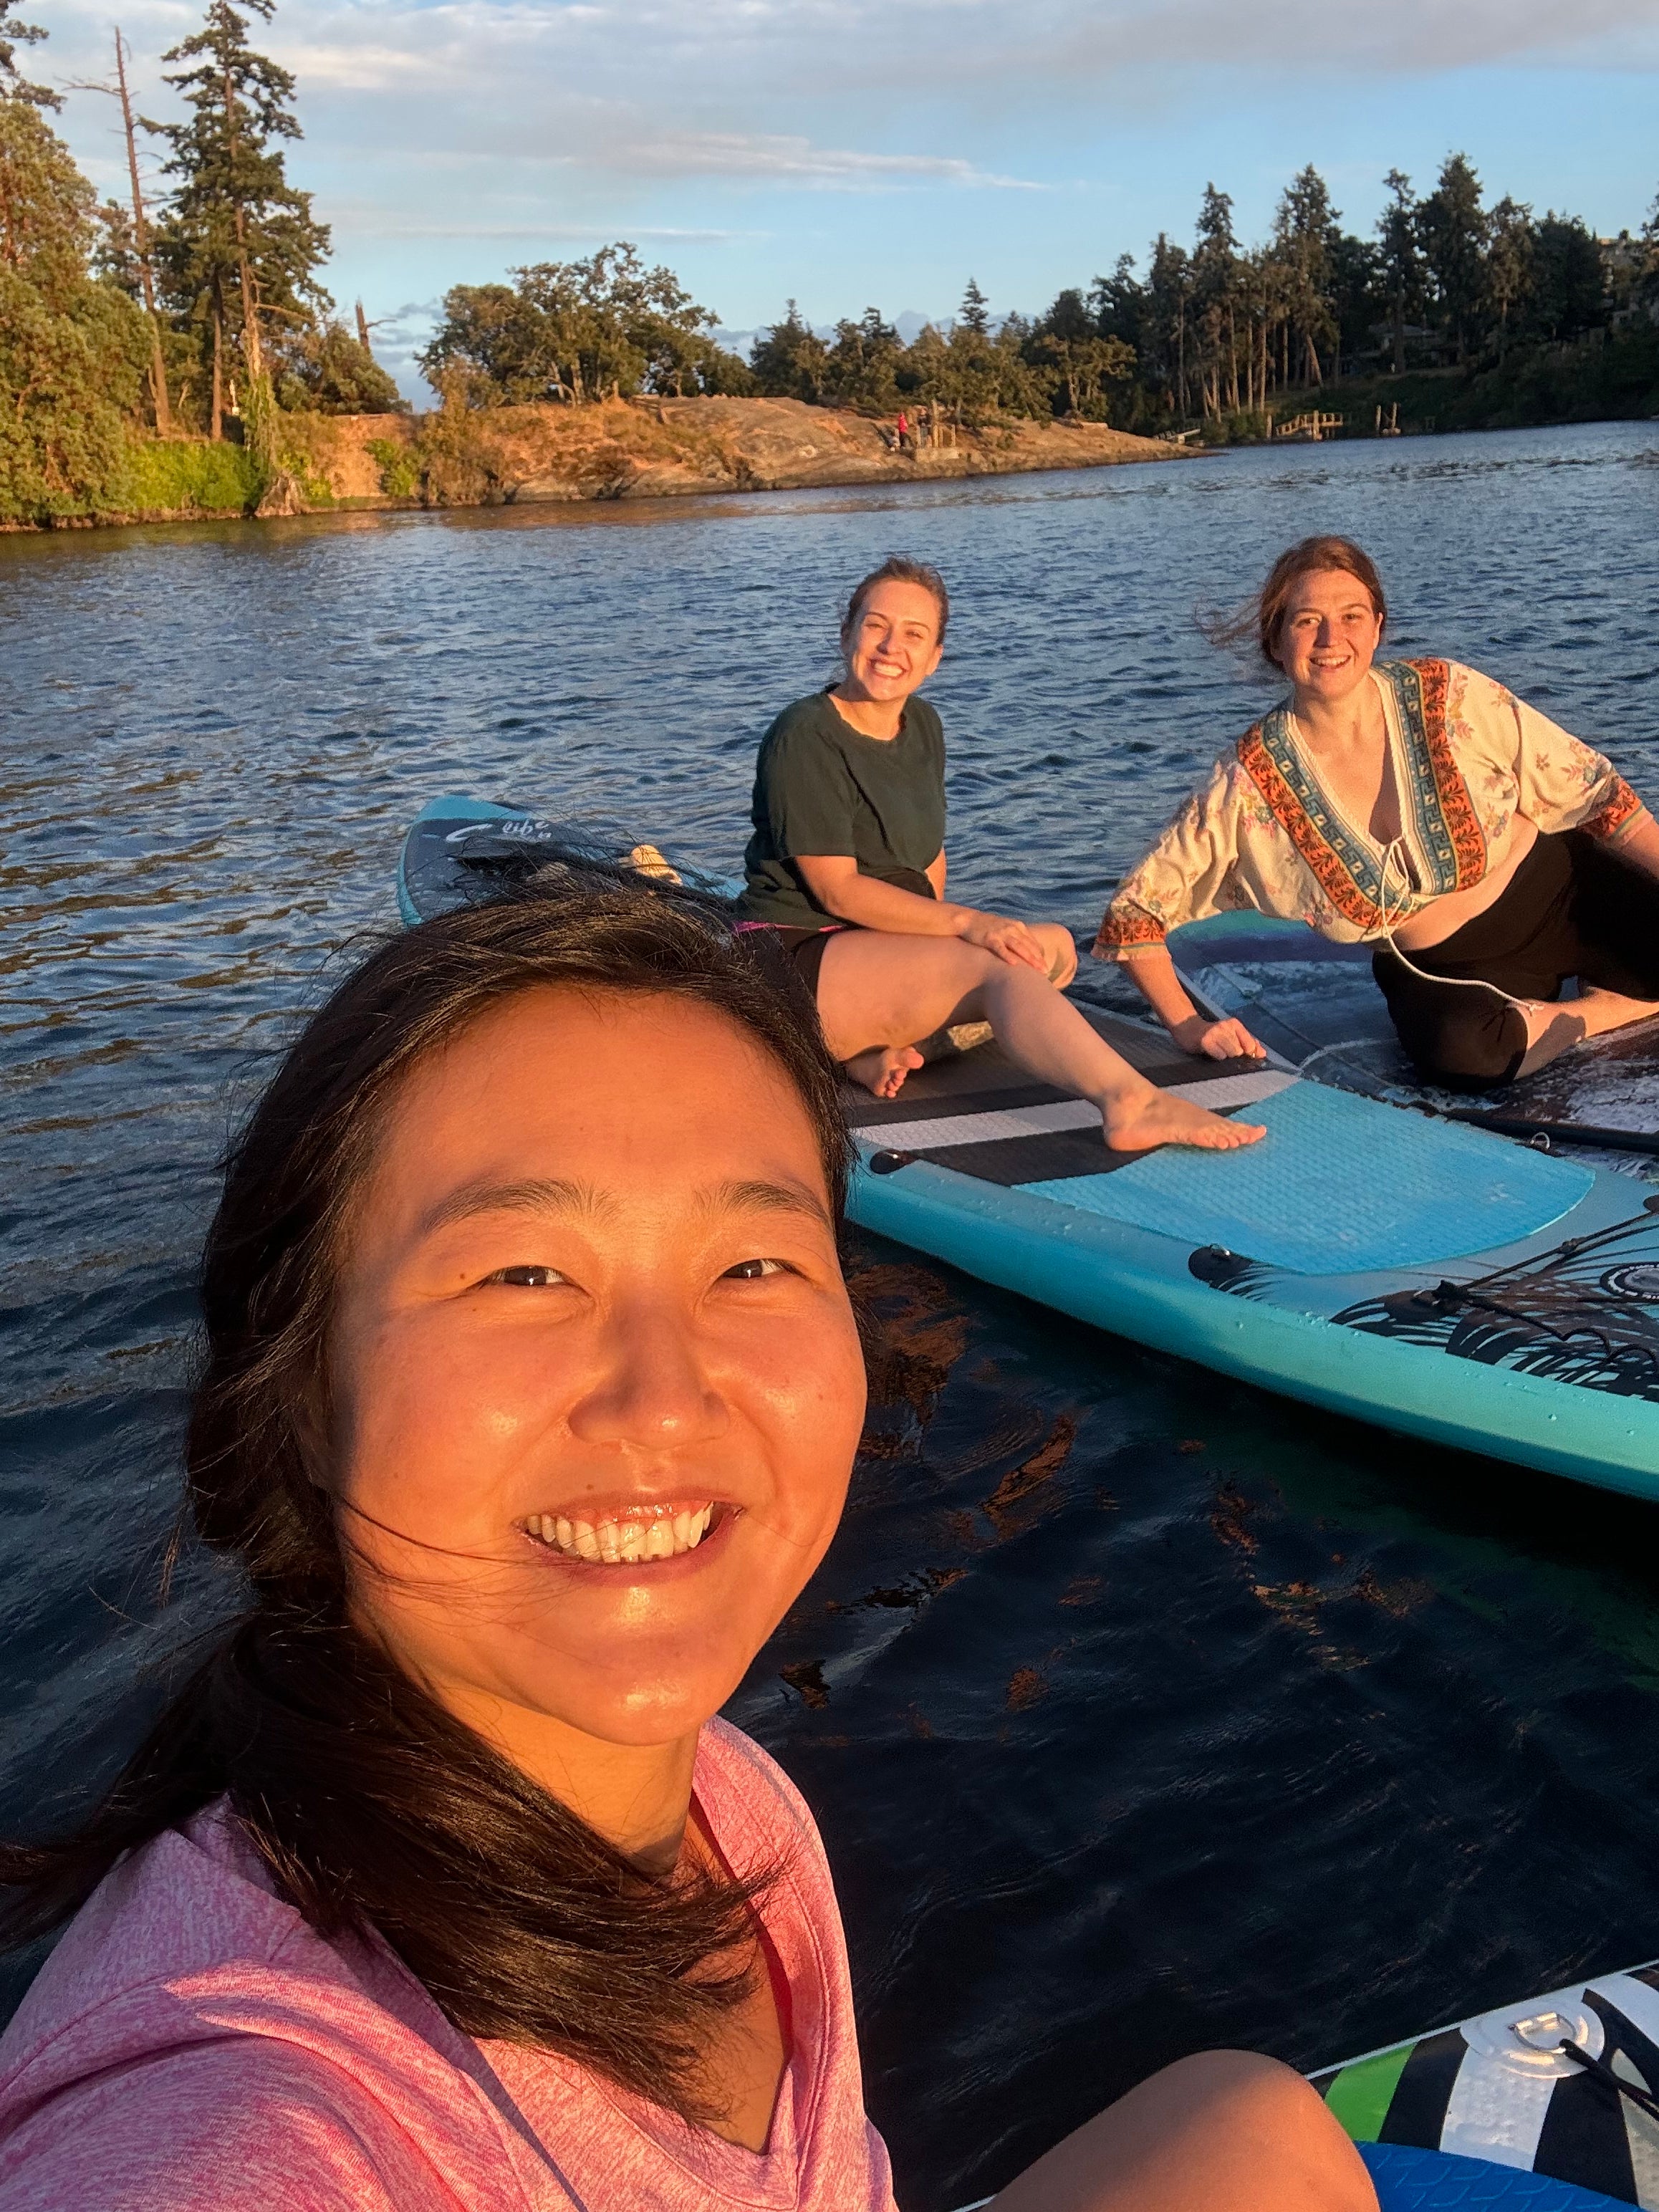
1371, 831, 1659, 1091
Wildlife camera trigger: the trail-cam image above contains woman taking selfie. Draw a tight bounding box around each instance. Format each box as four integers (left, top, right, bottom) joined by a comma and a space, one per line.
740, 554, 1262, 1155
1095, 535, 1659, 1090
0, 880, 1370, 2210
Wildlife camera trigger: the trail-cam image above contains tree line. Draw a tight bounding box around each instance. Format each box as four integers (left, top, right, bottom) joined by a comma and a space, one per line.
4, 0, 1658, 525
2, 0, 396, 521
1090, 160, 1659, 431
421, 158, 1659, 433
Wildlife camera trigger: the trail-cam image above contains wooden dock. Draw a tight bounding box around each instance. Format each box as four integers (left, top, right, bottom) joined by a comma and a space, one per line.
1265, 410, 1345, 442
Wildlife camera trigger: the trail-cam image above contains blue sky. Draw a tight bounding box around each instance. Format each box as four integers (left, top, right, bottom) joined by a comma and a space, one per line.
45, 0, 1659, 398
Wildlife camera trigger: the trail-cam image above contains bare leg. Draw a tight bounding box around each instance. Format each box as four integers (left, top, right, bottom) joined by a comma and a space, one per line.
818, 932, 1264, 1152
989, 2051, 1377, 2212
1516, 986, 1659, 1079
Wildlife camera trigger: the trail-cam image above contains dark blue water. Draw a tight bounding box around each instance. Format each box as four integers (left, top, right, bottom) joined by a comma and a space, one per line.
5, 422, 1659, 2208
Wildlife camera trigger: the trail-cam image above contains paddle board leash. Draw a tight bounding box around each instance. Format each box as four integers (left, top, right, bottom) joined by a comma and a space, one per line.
1312, 842, 1659, 1157
1557, 2037, 1659, 2125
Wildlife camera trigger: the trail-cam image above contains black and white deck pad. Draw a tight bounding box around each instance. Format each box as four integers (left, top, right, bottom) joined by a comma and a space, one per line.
844, 1010, 1297, 1186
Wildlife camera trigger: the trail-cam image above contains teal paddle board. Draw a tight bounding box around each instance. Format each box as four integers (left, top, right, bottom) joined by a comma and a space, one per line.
399, 798, 1659, 1496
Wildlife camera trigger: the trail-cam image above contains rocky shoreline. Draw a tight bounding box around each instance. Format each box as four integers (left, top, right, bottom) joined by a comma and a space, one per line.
334, 394, 1188, 506
9, 397, 1189, 531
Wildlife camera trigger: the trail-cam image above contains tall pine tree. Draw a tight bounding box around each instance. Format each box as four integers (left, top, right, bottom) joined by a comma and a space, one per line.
1377, 170, 1423, 375
0, 4, 54, 106
1418, 153, 1488, 365
148, 0, 330, 441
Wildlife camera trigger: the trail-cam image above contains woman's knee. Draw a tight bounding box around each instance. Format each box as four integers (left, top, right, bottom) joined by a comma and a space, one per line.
815, 929, 997, 1048
1156, 2049, 1322, 2126
1153, 2053, 1375, 2197
1395, 996, 1525, 1088
1034, 923, 1079, 988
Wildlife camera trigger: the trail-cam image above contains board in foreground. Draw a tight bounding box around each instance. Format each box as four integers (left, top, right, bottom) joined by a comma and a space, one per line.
1314, 1961, 1659, 2209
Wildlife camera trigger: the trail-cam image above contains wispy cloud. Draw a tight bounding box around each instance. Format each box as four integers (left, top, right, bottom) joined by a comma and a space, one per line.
613, 133, 1041, 188
42, 0, 1659, 371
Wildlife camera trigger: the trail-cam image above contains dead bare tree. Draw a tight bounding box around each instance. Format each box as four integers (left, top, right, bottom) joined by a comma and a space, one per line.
71, 29, 175, 435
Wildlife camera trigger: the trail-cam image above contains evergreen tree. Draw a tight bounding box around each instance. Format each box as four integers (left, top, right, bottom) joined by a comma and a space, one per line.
280, 322, 405, 413
0, 4, 54, 106
1529, 213, 1606, 341
1144, 233, 1192, 415
148, 0, 331, 439
821, 307, 903, 410
1191, 183, 1240, 415
958, 276, 990, 334
0, 96, 149, 519
1418, 152, 1488, 364
1327, 229, 1382, 373
1030, 286, 1134, 419
1271, 165, 1340, 386
936, 314, 1004, 425
749, 300, 828, 402
1377, 170, 1423, 374
1484, 196, 1534, 357
1090, 254, 1144, 351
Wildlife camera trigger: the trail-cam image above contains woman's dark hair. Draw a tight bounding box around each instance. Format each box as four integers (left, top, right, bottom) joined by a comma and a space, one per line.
1206, 534, 1388, 669
842, 553, 950, 645
0, 872, 855, 2125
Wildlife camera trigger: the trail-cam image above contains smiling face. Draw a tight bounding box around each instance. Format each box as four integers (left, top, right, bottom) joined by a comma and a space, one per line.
840, 577, 944, 706
1273, 566, 1385, 708
326, 986, 867, 1769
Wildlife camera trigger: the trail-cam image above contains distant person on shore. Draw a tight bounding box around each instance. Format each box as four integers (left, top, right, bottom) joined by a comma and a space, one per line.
895, 410, 910, 452
1095, 535, 1659, 1089
737, 554, 1262, 1154
0, 883, 1375, 2212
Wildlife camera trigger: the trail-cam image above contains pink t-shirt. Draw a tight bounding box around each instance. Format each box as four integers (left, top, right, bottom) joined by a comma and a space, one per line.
0, 1719, 898, 2212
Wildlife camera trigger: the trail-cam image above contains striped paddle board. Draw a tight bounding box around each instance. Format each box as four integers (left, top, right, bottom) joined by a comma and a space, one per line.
1314, 1961, 1659, 2207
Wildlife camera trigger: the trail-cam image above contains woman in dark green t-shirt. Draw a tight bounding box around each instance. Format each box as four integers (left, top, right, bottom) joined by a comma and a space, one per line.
737, 555, 1262, 1155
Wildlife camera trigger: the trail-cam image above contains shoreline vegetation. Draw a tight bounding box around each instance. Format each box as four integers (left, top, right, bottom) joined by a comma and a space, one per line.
3, 2, 1657, 533
9, 400, 1191, 531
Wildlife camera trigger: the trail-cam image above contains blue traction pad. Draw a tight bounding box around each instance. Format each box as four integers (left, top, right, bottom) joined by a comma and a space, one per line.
1360, 2142, 1630, 2210
1018, 1081, 1594, 1277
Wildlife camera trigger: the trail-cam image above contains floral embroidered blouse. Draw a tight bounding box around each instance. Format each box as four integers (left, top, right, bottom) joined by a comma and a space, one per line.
1094, 658, 1645, 961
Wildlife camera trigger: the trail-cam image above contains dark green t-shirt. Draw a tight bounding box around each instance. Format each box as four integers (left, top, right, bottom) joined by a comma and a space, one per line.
739, 688, 947, 925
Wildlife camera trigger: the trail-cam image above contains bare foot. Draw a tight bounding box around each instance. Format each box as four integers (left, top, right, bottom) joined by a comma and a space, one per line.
1517, 988, 1659, 1078
842, 1044, 925, 1100
1105, 1087, 1266, 1153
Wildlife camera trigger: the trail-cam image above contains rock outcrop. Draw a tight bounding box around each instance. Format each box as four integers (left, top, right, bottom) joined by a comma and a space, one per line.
284, 395, 1186, 510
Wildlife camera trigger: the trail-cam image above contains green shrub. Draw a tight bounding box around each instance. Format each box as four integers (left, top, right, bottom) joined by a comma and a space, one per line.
365, 436, 421, 499
123, 438, 263, 515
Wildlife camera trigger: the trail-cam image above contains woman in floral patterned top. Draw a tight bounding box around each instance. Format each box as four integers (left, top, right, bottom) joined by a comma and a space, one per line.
1094, 536, 1659, 1090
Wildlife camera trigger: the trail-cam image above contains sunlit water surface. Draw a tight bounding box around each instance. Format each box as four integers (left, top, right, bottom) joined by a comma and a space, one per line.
4, 423, 1659, 2208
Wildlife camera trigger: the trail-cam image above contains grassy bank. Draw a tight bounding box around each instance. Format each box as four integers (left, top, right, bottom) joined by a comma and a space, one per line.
121, 439, 266, 516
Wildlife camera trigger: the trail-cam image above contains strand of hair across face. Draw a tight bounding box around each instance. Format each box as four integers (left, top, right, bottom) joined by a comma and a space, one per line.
335, 1492, 515, 1565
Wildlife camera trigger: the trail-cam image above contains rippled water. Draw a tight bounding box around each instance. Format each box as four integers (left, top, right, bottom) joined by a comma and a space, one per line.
5, 421, 1659, 2208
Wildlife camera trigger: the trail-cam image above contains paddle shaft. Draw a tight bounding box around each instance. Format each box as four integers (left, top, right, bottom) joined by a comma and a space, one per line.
1441, 1107, 1659, 1158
